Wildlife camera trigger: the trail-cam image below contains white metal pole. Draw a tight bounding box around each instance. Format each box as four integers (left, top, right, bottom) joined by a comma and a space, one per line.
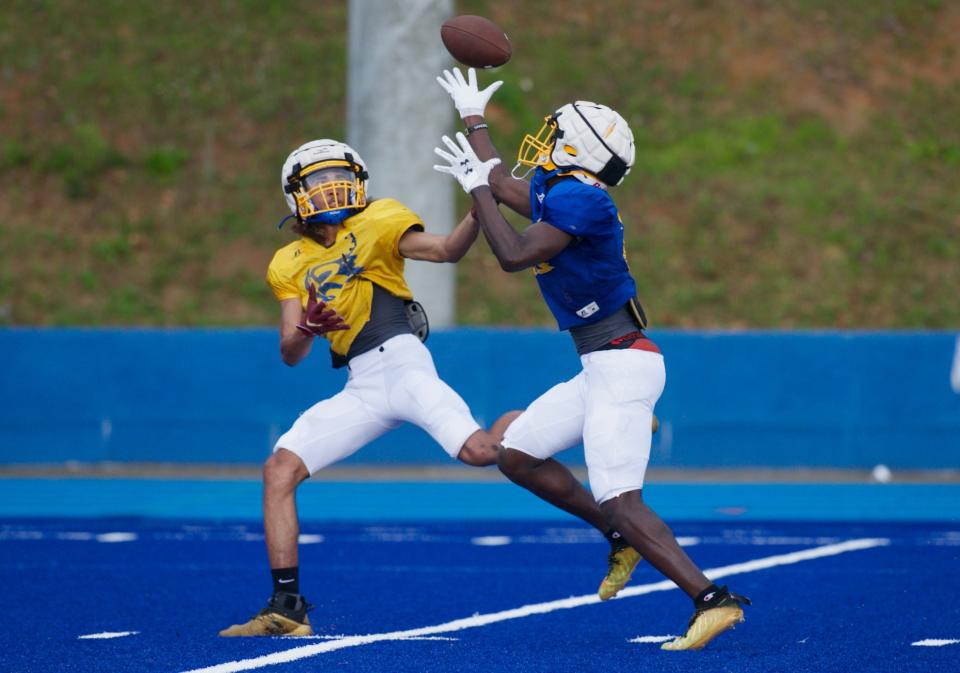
347, 0, 457, 327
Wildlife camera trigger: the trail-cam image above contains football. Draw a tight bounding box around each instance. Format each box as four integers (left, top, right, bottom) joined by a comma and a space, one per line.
440, 15, 511, 69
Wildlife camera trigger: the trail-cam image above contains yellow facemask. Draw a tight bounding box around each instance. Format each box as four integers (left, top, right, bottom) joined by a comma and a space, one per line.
289, 160, 367, 221
515, 114, 559, 176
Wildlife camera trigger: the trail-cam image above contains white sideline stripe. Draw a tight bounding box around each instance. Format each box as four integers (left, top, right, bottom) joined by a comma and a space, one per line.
912, 639, 960, 647
181, 538, 888, 673
79, 631, 140, 640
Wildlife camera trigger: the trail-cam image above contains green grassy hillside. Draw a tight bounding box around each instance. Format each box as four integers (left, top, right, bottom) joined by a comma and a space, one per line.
1, 0, 958, 328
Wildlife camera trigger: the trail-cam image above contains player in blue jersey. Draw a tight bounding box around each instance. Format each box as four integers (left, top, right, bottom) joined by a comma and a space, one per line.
435, 67, 750, 651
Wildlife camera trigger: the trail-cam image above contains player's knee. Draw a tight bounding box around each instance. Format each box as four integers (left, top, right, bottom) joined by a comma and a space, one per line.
457, 432, 498, 467
600, 490, 649, 532
496, 446, 540, 479
263, 449, 306, 493
600, 497, 629, 532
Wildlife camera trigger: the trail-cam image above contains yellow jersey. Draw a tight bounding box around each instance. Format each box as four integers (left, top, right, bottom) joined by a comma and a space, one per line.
266, 198, 422, 357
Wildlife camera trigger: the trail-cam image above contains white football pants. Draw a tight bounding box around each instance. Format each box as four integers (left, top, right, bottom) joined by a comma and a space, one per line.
502, 348, 666, 504
275, 334, 481, 474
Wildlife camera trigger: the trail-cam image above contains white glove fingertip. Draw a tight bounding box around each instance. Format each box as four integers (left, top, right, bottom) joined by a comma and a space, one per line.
435, 148, 456, 164
442, 134, 461, 154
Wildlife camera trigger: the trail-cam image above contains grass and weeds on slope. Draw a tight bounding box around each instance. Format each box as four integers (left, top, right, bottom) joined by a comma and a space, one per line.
1, 0, 957, 328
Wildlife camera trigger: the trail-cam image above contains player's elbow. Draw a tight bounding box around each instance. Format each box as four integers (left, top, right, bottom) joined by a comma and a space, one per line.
422, 241, 456, 264
498, 256, 528, 273
439, 246, 460, 264
280, 344, 306, 367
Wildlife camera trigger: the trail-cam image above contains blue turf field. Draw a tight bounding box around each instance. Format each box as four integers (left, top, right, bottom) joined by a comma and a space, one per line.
2, 479, 959, 673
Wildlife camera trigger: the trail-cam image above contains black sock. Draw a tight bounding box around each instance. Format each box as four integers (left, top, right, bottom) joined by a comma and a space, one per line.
272, 566, 299, 595
695, 584, 722, 607
604, 529, 624, 545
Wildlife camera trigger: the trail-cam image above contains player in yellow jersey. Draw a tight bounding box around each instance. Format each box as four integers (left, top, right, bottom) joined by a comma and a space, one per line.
219, 139, 510, 637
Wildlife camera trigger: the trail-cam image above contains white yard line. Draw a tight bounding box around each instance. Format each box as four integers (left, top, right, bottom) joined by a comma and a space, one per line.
78, 631, 140, 640
292, 635, 458, 642
95, 532, 138, 543
181, 537, 889, 673
614, 536, 889, 599
628, 635, 677, 643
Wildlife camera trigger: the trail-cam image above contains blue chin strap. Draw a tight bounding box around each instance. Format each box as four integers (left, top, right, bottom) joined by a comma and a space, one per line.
276, 208, 356, 229
308, 208, 353, 225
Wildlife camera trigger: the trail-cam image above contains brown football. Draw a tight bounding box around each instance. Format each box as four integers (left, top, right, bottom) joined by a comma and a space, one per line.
440, 15, 511, 69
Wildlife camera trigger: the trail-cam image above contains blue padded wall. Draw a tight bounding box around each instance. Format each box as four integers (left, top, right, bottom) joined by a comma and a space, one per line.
1, 328, 957, 468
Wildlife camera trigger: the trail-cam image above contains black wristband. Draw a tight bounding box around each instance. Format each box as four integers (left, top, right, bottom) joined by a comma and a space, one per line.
465, 122, 489, 135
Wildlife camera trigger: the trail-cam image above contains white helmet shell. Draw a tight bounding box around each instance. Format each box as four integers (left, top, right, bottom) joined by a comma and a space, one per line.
281, 139, 369, 216
551, 101, 634, 186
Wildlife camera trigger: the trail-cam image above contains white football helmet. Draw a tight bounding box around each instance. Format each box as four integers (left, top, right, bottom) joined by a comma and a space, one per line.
515, 101, 635, 186
280, 139, 369, 226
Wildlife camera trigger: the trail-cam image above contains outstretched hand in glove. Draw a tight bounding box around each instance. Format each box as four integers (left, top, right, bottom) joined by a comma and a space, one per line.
436, 67, 503, 119
433, 132, 501, 194
296, 285, 349, 337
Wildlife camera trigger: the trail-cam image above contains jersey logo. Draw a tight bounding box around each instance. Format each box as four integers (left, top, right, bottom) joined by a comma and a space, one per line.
305, 263, 343, 301
304, 233, 364, 301
337, 233, 364, 277
533, 262, 554, 275
576, 301, 600, 319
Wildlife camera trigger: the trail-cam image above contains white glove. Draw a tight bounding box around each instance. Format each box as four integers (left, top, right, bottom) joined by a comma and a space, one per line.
433, 132, 501, 194
436, 67, 503, 119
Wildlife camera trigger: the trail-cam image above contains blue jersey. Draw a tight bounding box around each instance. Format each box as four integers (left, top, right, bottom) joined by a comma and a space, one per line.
530, 168, 637, 330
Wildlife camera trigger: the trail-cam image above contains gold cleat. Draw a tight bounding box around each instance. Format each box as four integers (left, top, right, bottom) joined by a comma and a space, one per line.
661, 586, 750, 651
598, 539, 642, 600
219, 592, 314, 637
